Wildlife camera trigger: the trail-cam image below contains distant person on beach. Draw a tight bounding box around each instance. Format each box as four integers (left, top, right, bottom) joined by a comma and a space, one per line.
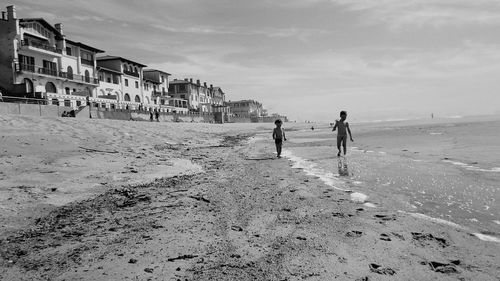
155, 110, 159, 122
332, 111, 353, 156
150, 111, 153, 122
272, 119, 286, 158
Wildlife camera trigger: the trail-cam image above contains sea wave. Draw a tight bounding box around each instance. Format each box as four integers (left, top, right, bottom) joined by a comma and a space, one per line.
442, 159, 500, 173
399, 211, 500, 243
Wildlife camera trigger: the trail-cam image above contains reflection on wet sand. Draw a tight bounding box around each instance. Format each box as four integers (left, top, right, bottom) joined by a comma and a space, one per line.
338, 156, 349, 176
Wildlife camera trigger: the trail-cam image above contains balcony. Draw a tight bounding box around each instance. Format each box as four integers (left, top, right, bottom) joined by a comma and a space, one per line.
21, 40, 62, 54
16, 63, 99, 85
81, 58, 94, 66
152, 91, 169, 97
123, 70, 140, 77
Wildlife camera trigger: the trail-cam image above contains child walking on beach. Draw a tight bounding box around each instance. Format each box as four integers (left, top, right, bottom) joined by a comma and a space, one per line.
332, 111, 354, 156
273, 119, 286, 158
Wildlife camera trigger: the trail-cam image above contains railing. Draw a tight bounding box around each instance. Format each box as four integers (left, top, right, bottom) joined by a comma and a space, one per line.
21, 40, 62, 54
16, 63, 99, 84
0, 95, 48, 105
81, 58, 94, 66
123, 70, 140, 77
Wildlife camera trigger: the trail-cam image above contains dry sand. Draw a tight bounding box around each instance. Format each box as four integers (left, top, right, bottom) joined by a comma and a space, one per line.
0, 115, 499, 280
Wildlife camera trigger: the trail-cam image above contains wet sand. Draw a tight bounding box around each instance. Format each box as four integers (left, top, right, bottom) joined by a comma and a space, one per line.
0, 115, 499, 280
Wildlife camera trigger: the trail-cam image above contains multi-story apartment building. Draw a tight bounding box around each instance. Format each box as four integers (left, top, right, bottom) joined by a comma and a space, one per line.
143, 69, 188, 113
169, 78, 224, 113
226, 99, 263, 117
0, 5, 105, 107
96, 55, 146, 110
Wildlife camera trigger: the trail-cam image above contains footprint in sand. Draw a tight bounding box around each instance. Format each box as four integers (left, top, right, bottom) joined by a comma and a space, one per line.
379, 233, 391, 241
411, 232, 449, 248
345, 230, 363, 238
421, 260, 460, 274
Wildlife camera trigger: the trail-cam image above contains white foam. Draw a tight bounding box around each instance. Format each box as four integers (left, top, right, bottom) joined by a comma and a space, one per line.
352, 181, 363, 185
364, 202, 377, 208
350, 192, 368, 203
400, 211, 466, 230
281, 149, 350, 192
493, 220, 500, 225
473, 233, 500, 243
442, 160, 500, 173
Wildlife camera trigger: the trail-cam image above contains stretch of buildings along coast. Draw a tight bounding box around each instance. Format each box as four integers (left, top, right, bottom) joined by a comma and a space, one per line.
0, 5, 287, 121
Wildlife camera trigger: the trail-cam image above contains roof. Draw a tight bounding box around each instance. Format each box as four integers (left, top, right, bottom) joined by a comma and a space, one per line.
227, 99, 261, 105
19, 18, 63, 39
96, 66, 122, 75
143, 69, 171, 76
143, 77, 161, 84
96, 55, 147, 67
170, 79, 210, 88
66, 39, 104, 53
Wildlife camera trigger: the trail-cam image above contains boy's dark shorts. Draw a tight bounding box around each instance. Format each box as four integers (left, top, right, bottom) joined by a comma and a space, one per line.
275, 138, 283, 145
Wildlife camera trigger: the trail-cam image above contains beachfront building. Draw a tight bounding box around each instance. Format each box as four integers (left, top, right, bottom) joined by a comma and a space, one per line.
226, 99, 263, 117
169, 78, 214, 113
143, 69, 188, 113
96, 55, 146, 110
0, 5, 105, 107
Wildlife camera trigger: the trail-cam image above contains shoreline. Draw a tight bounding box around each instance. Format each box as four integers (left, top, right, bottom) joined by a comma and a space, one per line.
0, 115, 499, 280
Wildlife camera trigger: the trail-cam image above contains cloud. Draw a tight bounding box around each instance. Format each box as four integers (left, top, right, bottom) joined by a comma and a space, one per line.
329, 0, 500, 29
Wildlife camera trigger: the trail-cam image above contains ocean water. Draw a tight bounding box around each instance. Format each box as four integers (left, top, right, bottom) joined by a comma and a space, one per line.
281, 116, 500, 243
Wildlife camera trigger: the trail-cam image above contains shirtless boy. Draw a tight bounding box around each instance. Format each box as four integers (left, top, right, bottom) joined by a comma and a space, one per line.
272, 119, 286, 158
332, 111, 354, 156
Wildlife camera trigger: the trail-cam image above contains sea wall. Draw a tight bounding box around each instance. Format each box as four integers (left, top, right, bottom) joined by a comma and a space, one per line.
0, 102, 73, 117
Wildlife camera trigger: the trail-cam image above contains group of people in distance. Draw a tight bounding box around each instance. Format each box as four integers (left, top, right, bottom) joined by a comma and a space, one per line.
272, 110, 354, 159
150, 110, 160, 122
61, 110, 76, 117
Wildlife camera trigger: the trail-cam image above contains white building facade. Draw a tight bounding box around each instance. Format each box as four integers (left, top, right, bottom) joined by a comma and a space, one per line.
0, 5, 105, 108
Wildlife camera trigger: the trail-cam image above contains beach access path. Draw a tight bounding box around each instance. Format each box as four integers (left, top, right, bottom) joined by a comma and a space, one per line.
0, 115, 498, 280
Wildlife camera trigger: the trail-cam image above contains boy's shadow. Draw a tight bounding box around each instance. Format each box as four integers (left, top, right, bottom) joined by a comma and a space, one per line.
337, 157, 349, 176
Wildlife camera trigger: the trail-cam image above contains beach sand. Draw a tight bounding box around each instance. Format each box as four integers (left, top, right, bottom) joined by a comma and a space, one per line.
0, 115, 499, 280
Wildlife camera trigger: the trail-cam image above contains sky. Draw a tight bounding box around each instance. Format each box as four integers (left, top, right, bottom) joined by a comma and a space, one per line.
7, 0, 500, 122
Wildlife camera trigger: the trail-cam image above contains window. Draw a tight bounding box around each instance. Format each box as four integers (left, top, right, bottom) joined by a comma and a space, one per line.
45, 82, 57, 93
134, 95, 141, 102
135, 81, 139, 88
43, 60, 57, 76
144, 84, 149, 91
81, 50, 93, 66
84, 70, 90, 83
18, 55, 35, 71
107, 77, 111, 83
66, 47, 72, 56
123, 64, 128, 72
64, 100, 71, 107
178, 84, 187, 92
65, 87, 70, 95
99, 75, 103, 81
124, 93, 130, 101
24, 78, 33, 94
124, 79, 128, 87
134, 67, 138, 73
76, 101, 82, 106
67, 66, 73, 80
25, 22, 51, 38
